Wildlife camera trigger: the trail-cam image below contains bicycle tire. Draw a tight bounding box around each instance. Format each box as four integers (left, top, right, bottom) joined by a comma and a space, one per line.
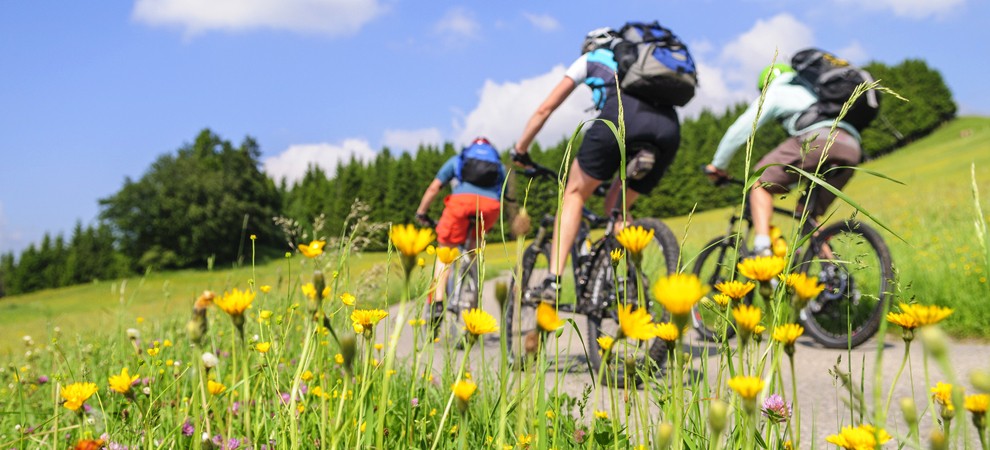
585, 218, 679, 379
797, 220, 893, 349
690, 234, 747, 342
504, 242, 549, 359
434, 253, 479, 346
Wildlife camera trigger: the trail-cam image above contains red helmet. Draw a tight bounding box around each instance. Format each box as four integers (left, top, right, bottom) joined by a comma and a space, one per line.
472, 137, 491, 146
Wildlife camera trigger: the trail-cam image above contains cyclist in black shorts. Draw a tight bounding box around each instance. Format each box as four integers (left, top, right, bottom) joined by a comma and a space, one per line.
511, 27, 681, 303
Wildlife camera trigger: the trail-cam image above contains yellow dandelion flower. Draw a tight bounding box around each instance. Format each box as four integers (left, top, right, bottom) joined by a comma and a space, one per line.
712, 293, 731, 307
737, 255, 786, 282
452, 380, 477, 402
390, 224, 434, 258
301, 370, 314, 382
652, 273, 707, 316
334, 353, 344, 365
753, 324, 766, 335
207, 380, 226, 395
417, 257, 425, 267
108, 368, 139, 395
772, 324, 804, 345
301, 283, 330, 300
298, 240, 326, 258
781, 273, 825, 300
732, 304, 763, 333
825, 424, 892, 449
931, 382, 955, 411
60, 382, 98, 411
536, 302, 565, 332
886, 311, 918, 330
311, 386, 328, 399
615, 226, 654, 255
518, 434, 533, 445
594, 410, 609, 419
610, 248, 624, 263
162, 339, 172, 347
427, 245, 436, 255
714, 280, 755, 300
899, 302, 953, 326
351, 309, 388, 333
616, 303, 655, 341
255, 342, 272, 353
654, 322, 679, 342
374, 343, 384, 351
965, 394, 989, 413
437, 246, 460, 265
216, 288, 254, 316
596, 335, 614, 352
258, 310, 273, 323
259, 285, 272, 294
728, 375, 764, 400
462, 308, 499, 336
146, 347, 160, 357
340, 293, 356, 306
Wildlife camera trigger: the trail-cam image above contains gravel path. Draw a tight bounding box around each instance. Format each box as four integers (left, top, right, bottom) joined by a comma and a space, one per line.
388, 273, 989, 447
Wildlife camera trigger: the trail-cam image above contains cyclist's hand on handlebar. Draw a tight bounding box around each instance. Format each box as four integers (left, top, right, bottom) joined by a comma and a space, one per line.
703, 164, 729, 184
510, 148, 535, 169
415, 213, 435, 228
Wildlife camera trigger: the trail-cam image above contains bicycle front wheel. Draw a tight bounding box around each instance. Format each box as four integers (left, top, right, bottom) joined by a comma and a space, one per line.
690, 235, 746, 342
797, 221, 893, 349
434, 253, 479, 347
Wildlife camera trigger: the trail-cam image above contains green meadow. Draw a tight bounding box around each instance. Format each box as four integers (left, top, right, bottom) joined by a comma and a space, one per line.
2, 117, 989, 349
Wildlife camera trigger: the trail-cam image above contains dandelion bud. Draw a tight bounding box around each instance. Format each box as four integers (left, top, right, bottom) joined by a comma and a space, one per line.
921, 326, 948, 360
511, 207, 531, 237
930, 429, 948, 450
971, 370, 990, 394
309, 270, 326, 315
759, 282, 773, 299
201, 352, 219, 370
186, 310, 208, 346
494, 281, 508, 310
655, 423, 674, 449
709, 399, 728, 434
193, 290, 215, 312
339, 334, 357, 374
900, 397, 918, 426
624, 355, 636, 374
126, 329, 140, 340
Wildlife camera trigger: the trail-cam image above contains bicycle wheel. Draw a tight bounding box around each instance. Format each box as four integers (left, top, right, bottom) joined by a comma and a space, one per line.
690, 235, 747, 342
797, 221, 893, 349
585, 218, 679, 380
504, 243, 549, 359
433, 253, 479, 347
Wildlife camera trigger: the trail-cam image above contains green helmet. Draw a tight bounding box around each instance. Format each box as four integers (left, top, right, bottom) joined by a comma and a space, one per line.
757, 63, 794, 91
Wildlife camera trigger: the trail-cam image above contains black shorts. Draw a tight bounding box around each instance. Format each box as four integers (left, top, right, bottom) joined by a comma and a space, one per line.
576, 95, 681, 194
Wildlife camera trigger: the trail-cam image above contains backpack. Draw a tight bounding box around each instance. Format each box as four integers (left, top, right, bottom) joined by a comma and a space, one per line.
454, 141, 503, 187
611, 21, 698, 107
790, 48, 881, 131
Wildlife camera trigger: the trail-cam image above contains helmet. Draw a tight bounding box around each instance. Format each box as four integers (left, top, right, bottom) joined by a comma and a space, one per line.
581, 27, 617, 54
757, 63, 795, 91
471, 137, 491, 146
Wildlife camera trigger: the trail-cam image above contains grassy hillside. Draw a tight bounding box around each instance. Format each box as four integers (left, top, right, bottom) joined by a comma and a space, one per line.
1, 117, 988, 350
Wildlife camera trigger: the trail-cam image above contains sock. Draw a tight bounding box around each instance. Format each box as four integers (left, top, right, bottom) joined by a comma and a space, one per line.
753, 234, 771, 254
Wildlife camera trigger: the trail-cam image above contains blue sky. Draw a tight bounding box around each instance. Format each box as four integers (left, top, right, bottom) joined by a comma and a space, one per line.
1, 0, 987, 255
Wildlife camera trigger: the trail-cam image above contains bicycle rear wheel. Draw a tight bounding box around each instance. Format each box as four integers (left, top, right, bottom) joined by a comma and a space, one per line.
585, 218, 680, 380
690, 235, 747, 342
433, 253, 479, 347
797, 221, 893, 349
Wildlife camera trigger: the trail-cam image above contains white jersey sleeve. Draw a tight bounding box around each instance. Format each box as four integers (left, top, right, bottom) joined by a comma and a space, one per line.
563, 54, 588, 84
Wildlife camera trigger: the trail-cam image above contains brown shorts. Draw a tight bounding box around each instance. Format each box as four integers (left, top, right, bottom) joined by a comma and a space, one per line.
756, 128, 862, 216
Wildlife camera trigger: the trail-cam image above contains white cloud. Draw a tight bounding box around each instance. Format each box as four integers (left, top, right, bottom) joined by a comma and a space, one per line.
434, 7, 479, 40
522, 12, 560, 32
132, 0, 387, 37
455, 66, 596, 150
679, 58, 751, 118
833, 0, 966, 18
382, 128, 443, 152
718, 13, 816, 87
263, 139, 377, 185
836, 41, 869, 65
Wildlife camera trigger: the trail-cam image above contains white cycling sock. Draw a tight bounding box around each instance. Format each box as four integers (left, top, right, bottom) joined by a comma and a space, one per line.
753, 234, 771, 255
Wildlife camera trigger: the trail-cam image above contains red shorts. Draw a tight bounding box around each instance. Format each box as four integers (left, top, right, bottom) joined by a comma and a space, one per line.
436, 194, 501, 246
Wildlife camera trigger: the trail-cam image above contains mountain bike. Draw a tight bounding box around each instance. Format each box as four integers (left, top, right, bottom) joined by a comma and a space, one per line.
691, 169, 894, 349
418, 215, 481, 346
506, 162, 680, 376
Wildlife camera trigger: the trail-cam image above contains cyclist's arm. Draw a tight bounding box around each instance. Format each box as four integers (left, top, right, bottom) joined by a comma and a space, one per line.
416, 178, 444, 217
514, 76, 577, 155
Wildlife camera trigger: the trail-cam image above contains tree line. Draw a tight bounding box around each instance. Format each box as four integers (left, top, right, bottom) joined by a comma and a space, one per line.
0, 58, 957, 298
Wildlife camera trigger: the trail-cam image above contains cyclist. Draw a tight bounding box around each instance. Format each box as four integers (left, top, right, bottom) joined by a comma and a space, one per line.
416, 137, 506, 312
511, 27, 682, 303
704, 63, 863, 256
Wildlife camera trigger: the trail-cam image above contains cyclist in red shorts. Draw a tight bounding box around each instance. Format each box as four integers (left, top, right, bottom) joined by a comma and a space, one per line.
416, 137, 506, 306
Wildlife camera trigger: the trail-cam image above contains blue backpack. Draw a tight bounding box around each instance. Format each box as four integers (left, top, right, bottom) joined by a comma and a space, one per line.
612, 21, 698, 107
454, 139, 503, 187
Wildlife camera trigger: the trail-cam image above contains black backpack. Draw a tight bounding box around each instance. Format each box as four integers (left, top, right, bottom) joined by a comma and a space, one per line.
454, 139, 503, 187
791, 48, 880, 131
611, 21, 698, 107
